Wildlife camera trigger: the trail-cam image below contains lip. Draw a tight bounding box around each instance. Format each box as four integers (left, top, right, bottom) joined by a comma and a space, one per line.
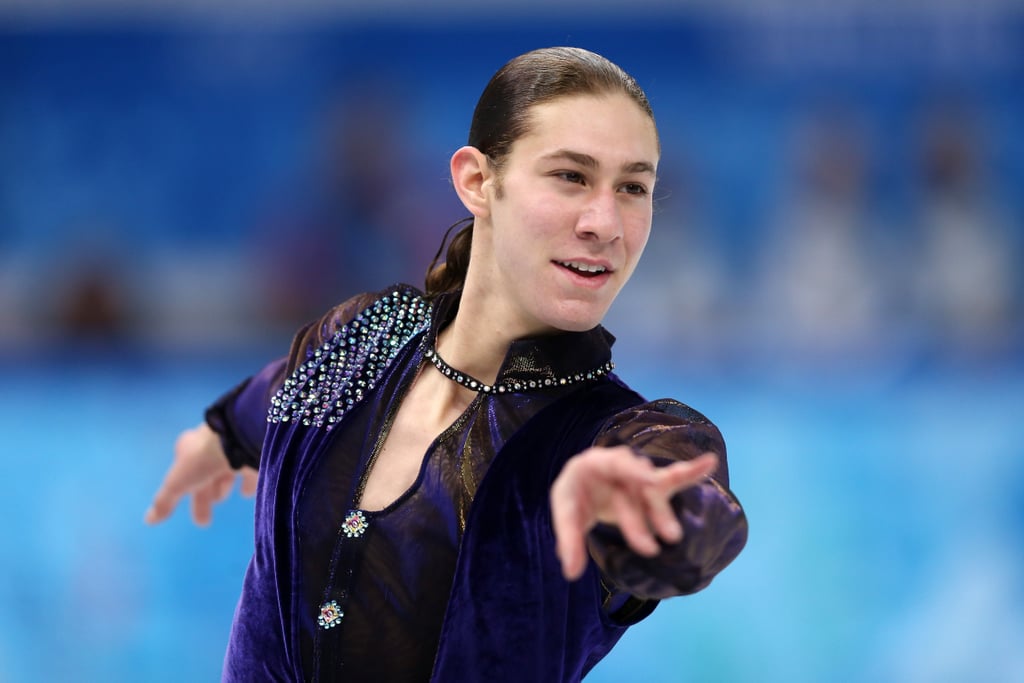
553, 258, 615, 273
552, 258, 616, 288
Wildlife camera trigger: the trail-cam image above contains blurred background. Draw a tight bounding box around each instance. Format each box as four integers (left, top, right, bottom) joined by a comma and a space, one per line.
2, 1, 1022, 681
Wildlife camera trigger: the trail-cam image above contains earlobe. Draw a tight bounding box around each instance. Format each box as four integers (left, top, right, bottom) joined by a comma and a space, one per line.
450, 146, 493, 218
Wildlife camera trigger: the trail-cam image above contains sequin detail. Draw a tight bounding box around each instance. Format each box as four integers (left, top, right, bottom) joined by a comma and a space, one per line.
423, 346, 614, 395
342, 510, 368, 538
268, 289, 432, 430
318, 600, 344, 629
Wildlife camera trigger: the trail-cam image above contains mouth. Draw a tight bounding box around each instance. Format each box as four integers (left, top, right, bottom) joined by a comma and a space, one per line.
554, 260, 611, 279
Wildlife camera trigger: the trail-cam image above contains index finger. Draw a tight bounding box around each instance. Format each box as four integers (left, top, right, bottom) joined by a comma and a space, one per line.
144, 470, 188, 525
550, 475, 592, 581
653, 452, 719, 494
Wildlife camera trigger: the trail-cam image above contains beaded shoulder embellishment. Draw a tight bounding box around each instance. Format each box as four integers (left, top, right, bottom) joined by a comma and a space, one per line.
268, 289, 432, 430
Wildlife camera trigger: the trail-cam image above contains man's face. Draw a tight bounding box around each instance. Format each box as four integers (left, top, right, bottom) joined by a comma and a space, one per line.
474, 92, 659, 337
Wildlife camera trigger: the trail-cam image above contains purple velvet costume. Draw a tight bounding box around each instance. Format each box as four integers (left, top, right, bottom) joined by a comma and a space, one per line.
206, 285, 747, 682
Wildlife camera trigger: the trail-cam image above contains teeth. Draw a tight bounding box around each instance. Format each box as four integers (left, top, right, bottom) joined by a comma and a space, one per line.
559, 261, 607, 274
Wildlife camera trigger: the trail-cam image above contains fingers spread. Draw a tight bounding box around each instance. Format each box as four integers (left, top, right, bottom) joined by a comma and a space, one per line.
550, 447, 718, 581
146, 424, 236, 527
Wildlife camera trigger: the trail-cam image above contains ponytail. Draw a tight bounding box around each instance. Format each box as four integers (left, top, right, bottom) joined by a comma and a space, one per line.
424, 217, 474, 301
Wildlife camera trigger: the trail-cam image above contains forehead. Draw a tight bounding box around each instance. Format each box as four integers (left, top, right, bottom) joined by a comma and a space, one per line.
514, 93, 660, 165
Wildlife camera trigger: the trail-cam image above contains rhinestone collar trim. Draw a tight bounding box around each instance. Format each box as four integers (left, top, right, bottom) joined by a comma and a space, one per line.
423, 344, 614, 395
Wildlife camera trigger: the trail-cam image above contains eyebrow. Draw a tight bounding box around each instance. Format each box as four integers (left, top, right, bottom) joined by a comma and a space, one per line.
541, 149, 657, 176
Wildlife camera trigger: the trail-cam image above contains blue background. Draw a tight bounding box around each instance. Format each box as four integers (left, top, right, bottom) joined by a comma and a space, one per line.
2, 3, 1023, 682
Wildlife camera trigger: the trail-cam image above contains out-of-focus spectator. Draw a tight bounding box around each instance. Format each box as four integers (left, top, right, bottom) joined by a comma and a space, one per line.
40, 228, 141, 349
606, 165, 735, 364
907, 100, 1020, 360
55, 265, 130, 340
247, 81, 452, 335
748, 105, 896, 363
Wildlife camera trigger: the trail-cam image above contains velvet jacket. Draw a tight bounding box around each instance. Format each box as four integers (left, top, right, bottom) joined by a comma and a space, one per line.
206, 285, 748, 682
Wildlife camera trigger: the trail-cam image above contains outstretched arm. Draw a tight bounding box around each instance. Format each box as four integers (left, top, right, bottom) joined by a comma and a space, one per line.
550, 399, 748, 603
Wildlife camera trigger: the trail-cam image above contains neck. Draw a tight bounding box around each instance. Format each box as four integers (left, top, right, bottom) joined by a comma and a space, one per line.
436, 241, 561, 384
434, 310, 511, 388
434, 265, 545, 385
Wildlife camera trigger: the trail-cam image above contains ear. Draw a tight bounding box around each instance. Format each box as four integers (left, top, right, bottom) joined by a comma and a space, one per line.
450, 146, 495, 219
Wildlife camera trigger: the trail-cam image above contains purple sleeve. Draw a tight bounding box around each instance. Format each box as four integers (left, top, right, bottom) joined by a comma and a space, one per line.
587, 399, 748, 607
204, 358, 288, 470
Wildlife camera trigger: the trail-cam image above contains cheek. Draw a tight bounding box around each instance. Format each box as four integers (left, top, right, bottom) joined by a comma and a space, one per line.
625, 213, 653, 258
504, 196, 570, 243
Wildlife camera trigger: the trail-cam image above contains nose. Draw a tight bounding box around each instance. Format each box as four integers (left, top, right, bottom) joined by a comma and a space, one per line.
574, 190, 623, 242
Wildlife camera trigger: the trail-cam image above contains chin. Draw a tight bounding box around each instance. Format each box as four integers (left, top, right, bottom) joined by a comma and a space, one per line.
539, 303, 610, 334
549, 320, 599, 334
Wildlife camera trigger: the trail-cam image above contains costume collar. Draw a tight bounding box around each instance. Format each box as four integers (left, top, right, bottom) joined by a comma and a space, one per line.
427, 289, 616, 393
